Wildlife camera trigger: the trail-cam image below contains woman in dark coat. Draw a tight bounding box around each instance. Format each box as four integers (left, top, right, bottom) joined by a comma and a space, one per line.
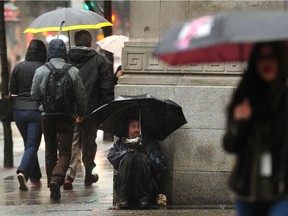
223, 41, 288, 216
10, 39, 47, 191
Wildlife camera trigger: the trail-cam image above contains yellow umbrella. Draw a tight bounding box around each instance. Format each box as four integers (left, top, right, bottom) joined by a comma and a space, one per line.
23, 7, 113, 34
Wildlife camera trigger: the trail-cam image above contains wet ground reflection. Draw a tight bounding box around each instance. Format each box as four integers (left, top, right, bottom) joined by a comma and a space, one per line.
0, 127, 114, 207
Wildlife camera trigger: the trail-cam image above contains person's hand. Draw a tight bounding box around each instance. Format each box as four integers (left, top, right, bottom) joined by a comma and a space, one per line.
76, 116, 84, 123
233, 99, 252, 121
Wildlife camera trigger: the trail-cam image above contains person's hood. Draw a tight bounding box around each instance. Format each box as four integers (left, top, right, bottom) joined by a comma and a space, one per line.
47, 39, 67, 61
25, 39, 47, 62
68, 47, 97, 68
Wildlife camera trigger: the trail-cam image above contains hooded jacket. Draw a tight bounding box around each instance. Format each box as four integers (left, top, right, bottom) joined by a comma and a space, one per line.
31, 39, 87, 116
68, 47, 114, 115
10, 39, 47, 110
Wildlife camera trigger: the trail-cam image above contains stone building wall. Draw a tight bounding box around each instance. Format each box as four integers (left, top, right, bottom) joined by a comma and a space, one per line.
116, 1, 285, 205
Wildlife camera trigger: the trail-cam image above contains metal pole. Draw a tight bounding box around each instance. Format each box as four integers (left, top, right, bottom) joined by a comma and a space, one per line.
0, 1, 13, 167
103, 0, 114, 142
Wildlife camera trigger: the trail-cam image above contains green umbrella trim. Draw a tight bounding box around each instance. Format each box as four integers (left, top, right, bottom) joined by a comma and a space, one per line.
23, 22, 113, 33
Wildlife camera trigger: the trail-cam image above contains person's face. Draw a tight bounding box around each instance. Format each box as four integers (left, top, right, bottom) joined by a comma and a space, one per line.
256, 46, 278, 82
128, 120, 140, 139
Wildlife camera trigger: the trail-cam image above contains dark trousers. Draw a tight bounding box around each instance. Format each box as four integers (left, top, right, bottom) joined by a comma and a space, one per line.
78, 118, 97, 174
41, 115, 75, 186
116, 152, 152, 203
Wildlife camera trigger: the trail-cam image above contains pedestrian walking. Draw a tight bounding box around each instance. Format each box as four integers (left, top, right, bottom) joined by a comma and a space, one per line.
10, 39, 47, 191
223, 41, 288, 216
107, 118, 165, 209
63, 30, 114, 190
31, 39, 87, 201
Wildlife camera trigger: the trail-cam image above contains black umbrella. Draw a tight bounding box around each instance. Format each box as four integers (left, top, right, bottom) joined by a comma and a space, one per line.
91, 94, 187, 141
153, 9, 288, 65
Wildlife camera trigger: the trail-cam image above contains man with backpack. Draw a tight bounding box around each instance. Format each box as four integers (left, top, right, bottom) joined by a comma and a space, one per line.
31, 39, 87, 201
63, 30, 114, 190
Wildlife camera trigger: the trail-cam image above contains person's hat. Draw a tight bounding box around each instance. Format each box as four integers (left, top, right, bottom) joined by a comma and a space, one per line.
47, 39, 67, 61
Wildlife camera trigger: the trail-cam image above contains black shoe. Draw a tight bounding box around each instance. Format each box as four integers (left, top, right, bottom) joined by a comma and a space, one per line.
118, 200, 129, 209
50, 181, 61, 201
139, 198, 150, 209
84, 174, 99, 186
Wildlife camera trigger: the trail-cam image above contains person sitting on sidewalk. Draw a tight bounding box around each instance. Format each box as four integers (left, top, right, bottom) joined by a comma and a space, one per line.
107, 118, 165, 209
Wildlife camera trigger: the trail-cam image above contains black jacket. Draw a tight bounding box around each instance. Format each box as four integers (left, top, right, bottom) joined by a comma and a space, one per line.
68, 47, 114, 115
10, 40, 46, 110
107, 135, 165, 176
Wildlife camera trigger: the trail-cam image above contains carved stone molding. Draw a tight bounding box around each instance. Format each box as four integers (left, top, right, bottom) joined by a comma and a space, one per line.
122, 42, 244, 75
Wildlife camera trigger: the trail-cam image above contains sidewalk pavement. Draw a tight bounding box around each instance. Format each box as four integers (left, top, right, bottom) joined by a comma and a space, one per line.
0, 123, 235, 215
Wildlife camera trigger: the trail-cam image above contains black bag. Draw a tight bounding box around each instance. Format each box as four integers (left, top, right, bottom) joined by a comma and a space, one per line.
43, 62, 74, 114
0, 96, 15, 122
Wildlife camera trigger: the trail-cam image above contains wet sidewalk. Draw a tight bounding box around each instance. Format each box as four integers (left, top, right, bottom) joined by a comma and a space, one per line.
0, 123, 235, 215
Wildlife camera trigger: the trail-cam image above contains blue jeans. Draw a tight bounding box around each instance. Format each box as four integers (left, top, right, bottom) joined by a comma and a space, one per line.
236, 199, 288, 216
14, 110, 42, 182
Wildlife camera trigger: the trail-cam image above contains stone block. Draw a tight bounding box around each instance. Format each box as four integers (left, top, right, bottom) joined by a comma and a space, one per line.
130, 1, 160, 39
170, 170, 235, 205
174, 86, 233, 129
169, 129, 234, 172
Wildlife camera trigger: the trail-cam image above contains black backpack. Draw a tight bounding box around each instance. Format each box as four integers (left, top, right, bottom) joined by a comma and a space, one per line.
43, 62, 74, 114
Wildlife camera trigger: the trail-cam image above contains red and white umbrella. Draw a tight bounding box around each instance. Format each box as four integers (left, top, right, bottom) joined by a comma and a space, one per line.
153, 9, 288, 65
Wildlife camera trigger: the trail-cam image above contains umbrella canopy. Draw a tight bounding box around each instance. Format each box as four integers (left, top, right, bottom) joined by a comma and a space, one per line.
96, 35, 129, 56
91, 94, 187, 141
153, 9, 288, 65
23, 7, 113, 33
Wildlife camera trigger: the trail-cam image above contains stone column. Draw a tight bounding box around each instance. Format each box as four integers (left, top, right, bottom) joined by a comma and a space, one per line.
116, 0, 284, 205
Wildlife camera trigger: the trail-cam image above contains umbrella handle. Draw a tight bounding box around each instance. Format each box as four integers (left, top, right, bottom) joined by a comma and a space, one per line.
57, 21, 65, 39
139, 104, 142, 145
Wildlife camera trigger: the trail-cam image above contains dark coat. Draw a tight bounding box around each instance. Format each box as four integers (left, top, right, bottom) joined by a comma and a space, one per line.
107, 135, 165, 176
68, 48, 115, 115
223, 100, 288, 198
222, 42, 288, 200
10, 39, 47, 110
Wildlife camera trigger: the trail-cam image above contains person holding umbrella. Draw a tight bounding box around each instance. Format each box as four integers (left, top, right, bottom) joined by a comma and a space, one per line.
223, 41, 288, 215
92, 94, 186, 208
64, 30, 115, 190
107, 117, 165, 209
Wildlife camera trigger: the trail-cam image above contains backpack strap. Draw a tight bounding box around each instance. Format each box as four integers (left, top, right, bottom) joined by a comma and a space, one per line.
61, 63, 74, 85
44, 62, 57, 73
62, 63, 73, 72
45, 62, 73, 73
